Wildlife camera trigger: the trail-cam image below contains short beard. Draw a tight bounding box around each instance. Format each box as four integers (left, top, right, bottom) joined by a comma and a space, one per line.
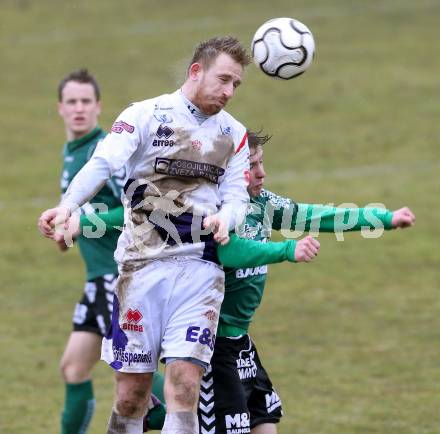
201, 104, 221, 116
191, 82, 222, 116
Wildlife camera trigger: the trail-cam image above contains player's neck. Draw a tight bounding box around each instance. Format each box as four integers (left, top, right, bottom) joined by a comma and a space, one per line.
66, 126, 97, 142
180, 82, 195, 104
179, 88, 210, 125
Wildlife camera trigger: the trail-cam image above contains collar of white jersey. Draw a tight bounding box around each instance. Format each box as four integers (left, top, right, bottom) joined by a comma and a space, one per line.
176, 89, 212, 126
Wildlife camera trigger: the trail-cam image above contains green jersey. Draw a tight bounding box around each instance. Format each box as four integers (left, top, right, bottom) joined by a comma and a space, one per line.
217, 189, 394, 337
60, 127, 124, 280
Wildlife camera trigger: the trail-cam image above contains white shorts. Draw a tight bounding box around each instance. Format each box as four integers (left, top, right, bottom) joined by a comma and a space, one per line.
101, 257, 225, 373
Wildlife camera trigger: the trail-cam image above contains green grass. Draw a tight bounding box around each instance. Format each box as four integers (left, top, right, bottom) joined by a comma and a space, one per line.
1, 0, 439, 433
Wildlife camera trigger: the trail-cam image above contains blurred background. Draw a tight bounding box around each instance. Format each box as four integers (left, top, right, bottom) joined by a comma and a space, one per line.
1, 1, 439, 433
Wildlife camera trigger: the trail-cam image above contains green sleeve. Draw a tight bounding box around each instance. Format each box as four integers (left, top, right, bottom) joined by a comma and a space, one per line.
293, 204, 394, 232
217, 233, 297, 267
79, 206, 124, 231
258, 190, 299, 231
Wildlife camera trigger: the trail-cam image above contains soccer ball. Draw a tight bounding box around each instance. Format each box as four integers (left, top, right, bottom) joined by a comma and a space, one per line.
251, 17, 315, 80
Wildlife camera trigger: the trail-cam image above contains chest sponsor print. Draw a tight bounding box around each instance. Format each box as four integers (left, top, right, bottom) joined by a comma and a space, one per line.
235, 265, 268, 279
154, 157, 225, 184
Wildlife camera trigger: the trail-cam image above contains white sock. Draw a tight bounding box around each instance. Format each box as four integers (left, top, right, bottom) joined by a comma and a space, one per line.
161, 411, 199, 434
107, 410, 143, 434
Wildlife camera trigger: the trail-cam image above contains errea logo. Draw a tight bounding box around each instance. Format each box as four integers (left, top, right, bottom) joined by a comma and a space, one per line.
153, 125, 175, 146
156, 125, 174, 139
125, 308, 142, 323
122, 308, 143, 332
225, 413, 250, 434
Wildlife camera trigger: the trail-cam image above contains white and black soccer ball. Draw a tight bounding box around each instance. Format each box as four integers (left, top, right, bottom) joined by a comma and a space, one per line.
251, 17, 315, 80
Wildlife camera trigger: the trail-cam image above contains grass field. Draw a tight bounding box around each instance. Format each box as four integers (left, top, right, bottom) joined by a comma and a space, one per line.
1, 0, 439, 433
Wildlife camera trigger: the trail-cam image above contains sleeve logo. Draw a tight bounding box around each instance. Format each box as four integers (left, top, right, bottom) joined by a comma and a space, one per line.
111, 120, 135, 134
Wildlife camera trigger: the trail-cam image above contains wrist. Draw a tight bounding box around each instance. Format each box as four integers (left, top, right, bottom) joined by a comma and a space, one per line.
384, 210, 394, 230
286, 240, 297, 262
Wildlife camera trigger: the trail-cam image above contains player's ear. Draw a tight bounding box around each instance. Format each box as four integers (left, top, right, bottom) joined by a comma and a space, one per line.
188, 62, 202, 81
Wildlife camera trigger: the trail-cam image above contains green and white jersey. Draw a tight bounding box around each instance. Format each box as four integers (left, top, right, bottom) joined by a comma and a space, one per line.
218, 189, 298, 337
61, 127, 124, 280
217, 189, 394, 337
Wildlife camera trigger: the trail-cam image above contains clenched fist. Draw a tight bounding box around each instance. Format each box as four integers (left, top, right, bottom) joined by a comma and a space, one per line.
295, 235, 320, 263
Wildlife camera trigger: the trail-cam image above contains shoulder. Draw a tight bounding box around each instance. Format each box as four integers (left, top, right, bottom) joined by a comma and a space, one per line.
110, 96, 166, 134
62, 143, 68, 156
218, 110, 246, 134
258, 189, 277, 202
121, 93, 174, 116
122, 96, 163, 115
116, 94, 180, 121
217, 111, 247, 152
259, 189, 293, 209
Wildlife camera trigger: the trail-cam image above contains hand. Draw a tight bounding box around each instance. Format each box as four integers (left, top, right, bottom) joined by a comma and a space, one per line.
203, 214, 230, 246
52, 213, 81, 250
294, 235, 320, 263
391, 207, 415, 229
38, 206, 71, 238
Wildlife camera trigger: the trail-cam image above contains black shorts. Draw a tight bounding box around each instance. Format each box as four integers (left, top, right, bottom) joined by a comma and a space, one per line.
72, 274, 117, 336
198, 334, 282, 434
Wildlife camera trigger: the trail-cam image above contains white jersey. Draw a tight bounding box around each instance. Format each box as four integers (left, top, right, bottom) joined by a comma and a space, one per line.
62, 90, 250, 265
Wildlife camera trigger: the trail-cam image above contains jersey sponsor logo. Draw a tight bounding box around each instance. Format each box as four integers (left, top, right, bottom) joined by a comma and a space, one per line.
187, 104, 197, 114
121, 323, 144, 332
125, 308, 142, 323
185, 326, 215, 350
111, 120, 135, 134
156, 125, 174, 139
191, 139, 202, 151
238, 222, 263, 239
154, 113, 173, 123
152, 139, 175, 147
154, 104, 173, 110
153, 126, 176, 144
221, 125, 232, 135
262, 189, 293, 210
235, 265, 268, 279
112, 347, 152, 365
265, 390, 282, 413
203, 309, 217, 321
225, 413, 250, 434
154, 158, 225, 184
121, 308, 143, 332
236, 350, 257, 379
